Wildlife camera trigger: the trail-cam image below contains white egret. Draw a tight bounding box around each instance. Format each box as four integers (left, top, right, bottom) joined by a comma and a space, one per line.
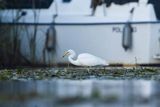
63, 49, 109, 66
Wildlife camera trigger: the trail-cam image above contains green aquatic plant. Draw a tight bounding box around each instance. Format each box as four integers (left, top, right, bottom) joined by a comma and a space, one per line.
0, 74, 9, 80
16, 68, 25, 75
91, 89, 101, 99
0, 69, 12, 80
56, 96, 86, 105
103, 94, 119, 103
112, 71, 124, 77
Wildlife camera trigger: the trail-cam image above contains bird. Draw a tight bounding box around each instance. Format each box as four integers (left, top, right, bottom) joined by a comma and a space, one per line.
62, 49, 109, 66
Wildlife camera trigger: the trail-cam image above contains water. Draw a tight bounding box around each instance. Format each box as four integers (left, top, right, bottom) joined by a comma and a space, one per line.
0, 67, 160, 107
0, 80, 160, 107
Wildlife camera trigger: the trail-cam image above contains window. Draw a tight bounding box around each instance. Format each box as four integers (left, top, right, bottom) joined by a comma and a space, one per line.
148, 0, 160, 20
62, 0, 71, 3
4, 0, 54, 9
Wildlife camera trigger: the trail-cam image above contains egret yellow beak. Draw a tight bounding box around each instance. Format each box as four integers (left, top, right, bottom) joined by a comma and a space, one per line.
62, 51, 69, 58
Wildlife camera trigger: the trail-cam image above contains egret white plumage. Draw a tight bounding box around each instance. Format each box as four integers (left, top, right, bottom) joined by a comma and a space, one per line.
63, 49, 109, 66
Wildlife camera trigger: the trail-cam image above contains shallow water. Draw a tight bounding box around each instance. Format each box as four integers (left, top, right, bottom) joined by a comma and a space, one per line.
0, 80, 160, 107
1, 67, 160, 107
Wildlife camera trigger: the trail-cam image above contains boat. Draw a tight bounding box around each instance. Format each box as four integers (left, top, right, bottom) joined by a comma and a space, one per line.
1, 0, 160, 66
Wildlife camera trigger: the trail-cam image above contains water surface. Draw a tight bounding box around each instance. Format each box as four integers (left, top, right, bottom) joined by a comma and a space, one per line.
0, 80, 160, 107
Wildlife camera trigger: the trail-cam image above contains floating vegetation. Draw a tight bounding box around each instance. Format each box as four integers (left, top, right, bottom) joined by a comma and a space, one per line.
0, 67, 160, 80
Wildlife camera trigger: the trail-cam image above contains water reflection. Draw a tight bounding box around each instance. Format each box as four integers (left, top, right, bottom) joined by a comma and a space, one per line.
0, 80, 159, 107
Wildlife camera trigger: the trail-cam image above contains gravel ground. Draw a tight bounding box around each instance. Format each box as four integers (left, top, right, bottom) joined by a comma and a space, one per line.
0, 67, 160, 80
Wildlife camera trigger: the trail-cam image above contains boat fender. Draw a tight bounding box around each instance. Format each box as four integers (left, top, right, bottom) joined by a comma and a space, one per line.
45, 26, 57, 52
122, 22, 133, 51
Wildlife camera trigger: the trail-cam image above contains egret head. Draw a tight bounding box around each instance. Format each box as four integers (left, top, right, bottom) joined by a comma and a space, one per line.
62, 49, 75, 57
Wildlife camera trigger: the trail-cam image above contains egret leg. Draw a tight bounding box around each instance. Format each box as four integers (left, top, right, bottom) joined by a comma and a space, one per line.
103, 66, 106, 72
86, 66, 91, 75
87, 67, 89, 74
67, 63, 70, 68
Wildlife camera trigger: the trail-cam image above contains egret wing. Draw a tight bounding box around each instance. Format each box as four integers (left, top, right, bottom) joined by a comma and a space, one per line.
77, 53, 106, 66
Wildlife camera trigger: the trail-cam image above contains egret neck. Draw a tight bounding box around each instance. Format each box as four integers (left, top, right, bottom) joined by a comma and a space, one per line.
68, 51, 81, 66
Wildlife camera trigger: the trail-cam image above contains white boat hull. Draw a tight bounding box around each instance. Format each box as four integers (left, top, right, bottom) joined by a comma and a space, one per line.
18, 21, 160, 65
